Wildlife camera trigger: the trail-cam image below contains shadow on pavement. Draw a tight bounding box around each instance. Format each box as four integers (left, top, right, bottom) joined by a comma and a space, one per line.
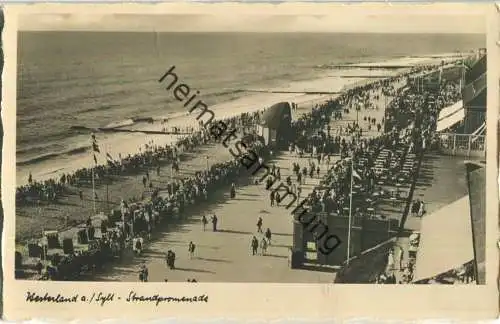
175, 267, 216, 274
217, 229, 253, 235
195, 257, 232, 263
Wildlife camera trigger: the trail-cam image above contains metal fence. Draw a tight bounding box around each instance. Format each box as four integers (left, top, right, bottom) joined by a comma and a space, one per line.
437, 133, 486, 158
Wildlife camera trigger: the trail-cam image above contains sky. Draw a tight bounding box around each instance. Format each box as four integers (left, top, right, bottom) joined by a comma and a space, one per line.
18, 9, 487, 34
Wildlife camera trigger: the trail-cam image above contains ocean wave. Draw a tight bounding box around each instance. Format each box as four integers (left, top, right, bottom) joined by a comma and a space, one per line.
313, 61, 358, 70
17, 145, 90, 166
79, 104, 121, 115
153, 111, 187, 121
210, 88, 245, 97
103, 118, 136, 129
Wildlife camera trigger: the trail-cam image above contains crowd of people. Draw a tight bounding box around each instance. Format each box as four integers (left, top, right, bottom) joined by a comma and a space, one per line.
16, 111, 265, 206
18, 59, 468, 282
283, 62, 466, 285
374, 75, 464, 285
22, 131, 270, 280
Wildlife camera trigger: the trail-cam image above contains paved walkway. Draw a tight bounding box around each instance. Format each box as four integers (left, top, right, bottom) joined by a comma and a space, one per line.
325, 79, 406, 139
91, 80, 405, 282
92, 152, 334, 282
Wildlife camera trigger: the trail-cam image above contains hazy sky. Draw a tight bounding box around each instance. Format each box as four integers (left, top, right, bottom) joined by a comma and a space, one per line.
19, 11, 486, 34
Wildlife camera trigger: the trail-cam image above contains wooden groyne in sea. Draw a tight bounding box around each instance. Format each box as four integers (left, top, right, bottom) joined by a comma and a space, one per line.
70, 126, 192, 136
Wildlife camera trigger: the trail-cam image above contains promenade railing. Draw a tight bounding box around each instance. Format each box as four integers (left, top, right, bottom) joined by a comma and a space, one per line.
436, 133, 486, 158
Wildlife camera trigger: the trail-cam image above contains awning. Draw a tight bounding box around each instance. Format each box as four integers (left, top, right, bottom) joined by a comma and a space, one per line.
436, 100, 464, 132
413, 196, 474, 282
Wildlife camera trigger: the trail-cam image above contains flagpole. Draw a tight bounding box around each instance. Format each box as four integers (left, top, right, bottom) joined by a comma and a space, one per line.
105, 144, 110, 214
90, 133, 97, 215
347, 158, 354, 266
92, 163, 96, 214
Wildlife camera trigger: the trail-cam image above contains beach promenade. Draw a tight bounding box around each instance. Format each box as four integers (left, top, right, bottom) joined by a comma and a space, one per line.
15, 55, 451, 243
88, 83, 399, 282
16, 57, 452, 281
92, 151, 334, 283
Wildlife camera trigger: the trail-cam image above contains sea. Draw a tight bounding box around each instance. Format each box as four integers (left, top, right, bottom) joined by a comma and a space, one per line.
17, 32, 484, 184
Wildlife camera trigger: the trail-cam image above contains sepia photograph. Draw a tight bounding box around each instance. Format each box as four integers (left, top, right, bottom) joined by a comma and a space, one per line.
10, 8, 491, 286
2, 3, 499, 321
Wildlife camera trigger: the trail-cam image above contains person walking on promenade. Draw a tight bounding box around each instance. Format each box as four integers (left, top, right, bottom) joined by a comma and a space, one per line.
211, 214, 218, 232
257, 217, 263, 233
139, 263, 148, 282
251, 236, 259, 256
230, 183, 236, 199
270, 191, 275, 207
276, 167, 281, 181
411, 200, 421, 217
387, 249, 395, 271
201, 215, 208, 231
398, 247, 404, 270
165, 251, 170, 268
297, 185, 302, 204
276, 192, 281, 207
260, 237, 268, 255
265, 228, 272, 245
170, 250, 176, 269
418, 200, 426, 217
166, 250, 176, 269
188, 241, 196, 259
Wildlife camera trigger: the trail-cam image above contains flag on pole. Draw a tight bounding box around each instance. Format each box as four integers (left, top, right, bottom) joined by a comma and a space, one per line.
91, 133, 100, 153
90, 133, 99, 214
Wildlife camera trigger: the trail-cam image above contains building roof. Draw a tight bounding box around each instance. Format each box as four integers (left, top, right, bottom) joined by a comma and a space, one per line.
413, 195, 474, 282
436, 100, 464, 132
